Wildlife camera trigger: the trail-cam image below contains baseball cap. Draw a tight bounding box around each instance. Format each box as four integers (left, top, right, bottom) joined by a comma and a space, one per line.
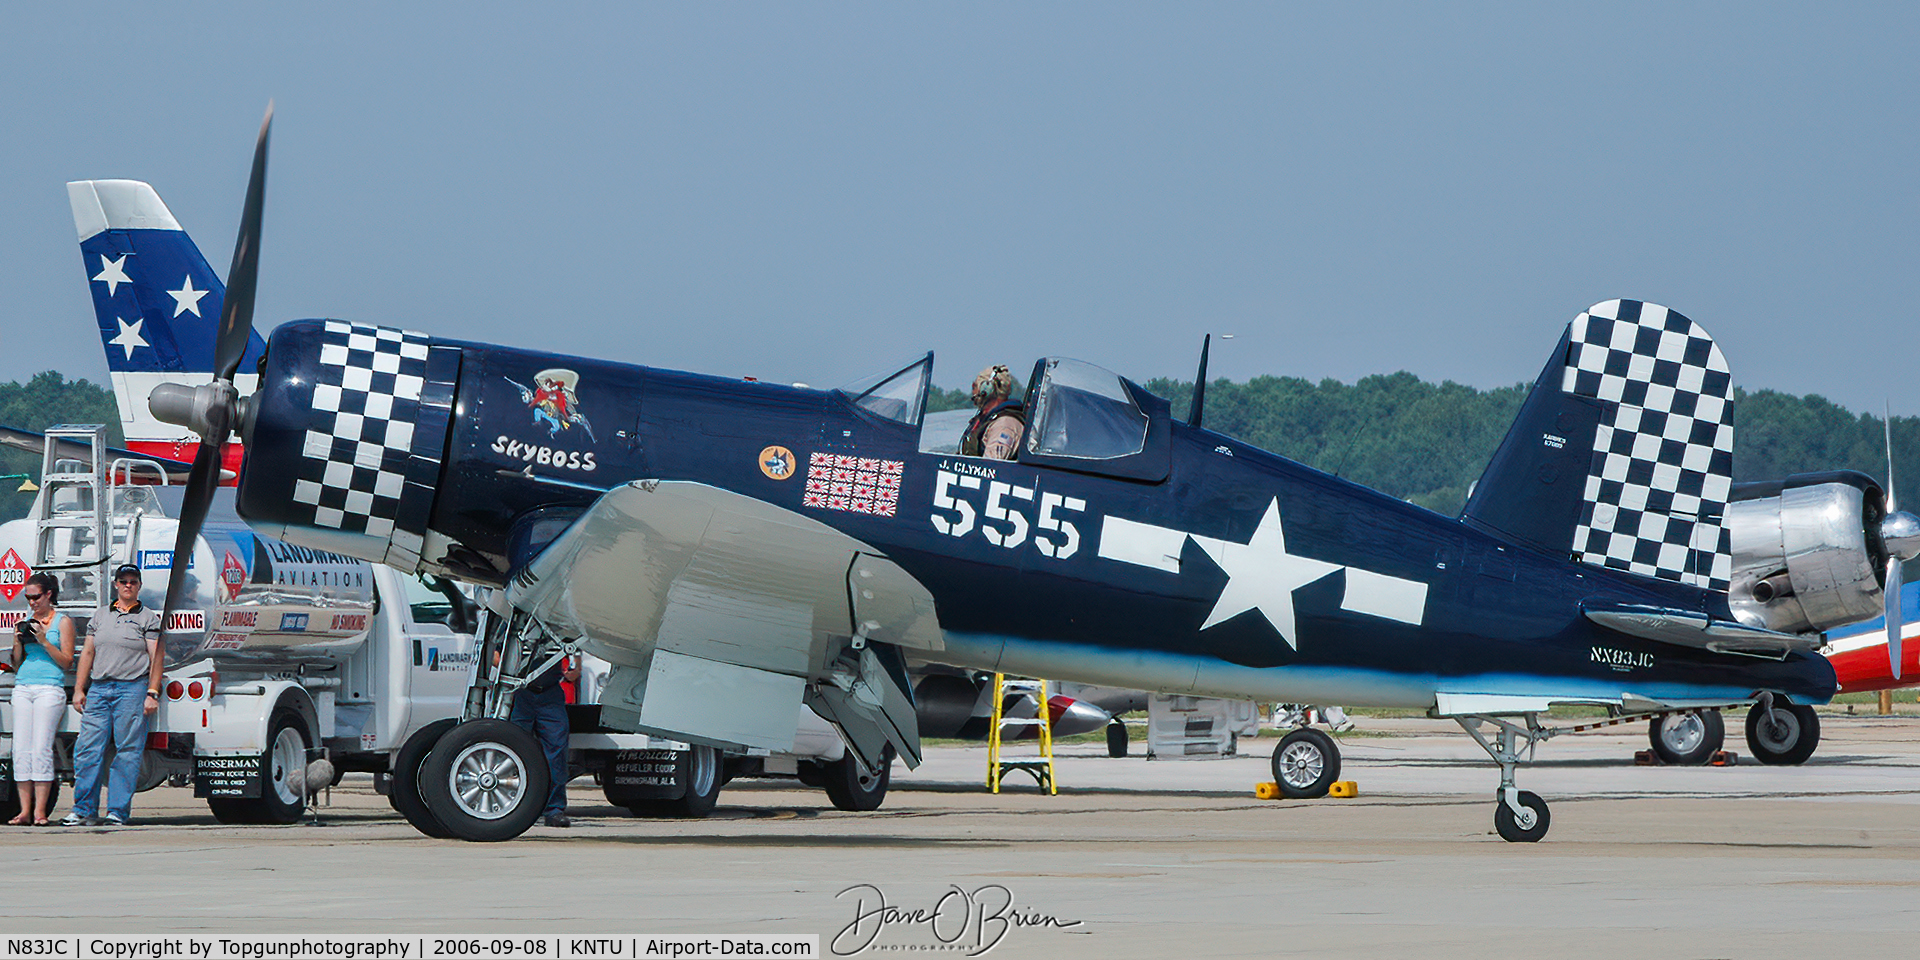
113, 563, 142, 581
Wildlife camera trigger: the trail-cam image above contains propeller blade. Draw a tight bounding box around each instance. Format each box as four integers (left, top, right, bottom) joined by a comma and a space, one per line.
161, 434, 226, 634
1885, 402, 1898, 515
1887, 554, 1905, 681
215, 103, 272, 383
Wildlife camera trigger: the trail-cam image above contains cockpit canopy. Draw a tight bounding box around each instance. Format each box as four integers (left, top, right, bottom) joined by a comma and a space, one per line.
1024, 358, 1149, 461
835, 352, 1170, 481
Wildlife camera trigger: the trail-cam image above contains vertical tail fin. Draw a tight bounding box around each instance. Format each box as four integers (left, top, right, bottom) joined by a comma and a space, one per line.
68, 180, 265, 462
1462, 300, 1734, 592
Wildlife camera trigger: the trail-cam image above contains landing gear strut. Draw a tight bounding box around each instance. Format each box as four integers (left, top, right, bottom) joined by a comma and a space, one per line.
410, 603, 577, 842
1456, 715, 1555, 843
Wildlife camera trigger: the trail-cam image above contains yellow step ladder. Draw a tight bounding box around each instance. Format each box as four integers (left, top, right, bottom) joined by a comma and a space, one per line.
987, 674, 1057, 794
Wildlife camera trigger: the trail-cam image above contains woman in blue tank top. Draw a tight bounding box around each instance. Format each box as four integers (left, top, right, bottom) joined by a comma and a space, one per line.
10, 573, 75, 825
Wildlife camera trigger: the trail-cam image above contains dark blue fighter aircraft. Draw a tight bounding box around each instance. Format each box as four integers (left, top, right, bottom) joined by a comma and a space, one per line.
117, 109, 1920, 842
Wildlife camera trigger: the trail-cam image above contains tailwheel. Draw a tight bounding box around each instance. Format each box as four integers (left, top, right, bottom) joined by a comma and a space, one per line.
1648, 709, 1725, 765
1455, 714, 1559, 842
1272, 728, 1341, 799
1494, 789, 1550, 842
419, 718, 548, 842
1745, 699, 1820, 765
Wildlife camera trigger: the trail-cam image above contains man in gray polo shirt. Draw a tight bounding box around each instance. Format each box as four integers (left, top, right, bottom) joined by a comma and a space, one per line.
62, 564, 165, 826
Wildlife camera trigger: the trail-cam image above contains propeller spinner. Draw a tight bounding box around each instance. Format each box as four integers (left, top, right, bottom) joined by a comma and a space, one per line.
148, 103, 272, 634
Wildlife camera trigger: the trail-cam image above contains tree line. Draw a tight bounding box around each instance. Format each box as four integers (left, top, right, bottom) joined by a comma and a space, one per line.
2, 371, 1913, 528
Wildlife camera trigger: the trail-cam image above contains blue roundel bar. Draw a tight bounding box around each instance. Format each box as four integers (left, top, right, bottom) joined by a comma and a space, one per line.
238, 319, 461, 571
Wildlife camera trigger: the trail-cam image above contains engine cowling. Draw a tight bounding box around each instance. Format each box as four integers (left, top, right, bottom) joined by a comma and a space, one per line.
1727, 471, 1893, 634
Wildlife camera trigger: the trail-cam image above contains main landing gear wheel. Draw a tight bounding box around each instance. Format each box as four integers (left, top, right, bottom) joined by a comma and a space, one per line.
1494, 790, 1550, 842
1746, 700, 1820, 765
1648, 709, 1724, 765
390, 718, 459, 838
1272, 728, 1340, 799
823, 744, 893, 812
209, 709, 312, 825
1106, 720, 1129, 758
419, 719, 548, 842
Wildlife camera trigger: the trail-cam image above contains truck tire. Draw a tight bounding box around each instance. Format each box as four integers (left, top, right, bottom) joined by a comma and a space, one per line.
1, 779, 60, 823
419, 719, 547, 842
822, 744, 892, 812
390, 718, 459, 838
208, 709, 313, 825
619, 745, 723, 819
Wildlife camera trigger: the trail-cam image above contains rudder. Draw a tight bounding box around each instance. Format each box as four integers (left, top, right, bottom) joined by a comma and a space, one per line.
1462, 299, 1734, 592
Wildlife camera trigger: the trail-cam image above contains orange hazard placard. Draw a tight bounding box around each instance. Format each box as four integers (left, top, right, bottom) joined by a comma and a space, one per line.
0, 548, 29, 602
222, 551, 247, 600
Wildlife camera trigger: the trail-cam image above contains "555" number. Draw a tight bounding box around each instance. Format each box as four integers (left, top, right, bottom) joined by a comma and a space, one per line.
931, 470, 1086, 559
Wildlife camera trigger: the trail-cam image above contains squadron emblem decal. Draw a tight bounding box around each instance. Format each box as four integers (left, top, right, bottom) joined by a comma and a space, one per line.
759, 445, 797, 480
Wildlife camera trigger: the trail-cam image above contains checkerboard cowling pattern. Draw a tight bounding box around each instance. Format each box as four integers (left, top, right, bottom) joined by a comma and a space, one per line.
803, 453, 904, 516
291, 321, 432, 539
1560, 300, 1734, 591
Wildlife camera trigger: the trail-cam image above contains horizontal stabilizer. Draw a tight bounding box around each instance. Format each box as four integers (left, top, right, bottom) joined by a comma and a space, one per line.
0, 425, 218, 484
1584, 602, 1818, 660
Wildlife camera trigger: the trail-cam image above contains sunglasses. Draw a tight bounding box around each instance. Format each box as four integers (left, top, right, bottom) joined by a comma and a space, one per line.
22, 592, 44, 602
116, 579, 141, 587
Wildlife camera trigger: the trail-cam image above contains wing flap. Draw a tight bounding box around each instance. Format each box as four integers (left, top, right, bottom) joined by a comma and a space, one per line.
510, 480, 939, 768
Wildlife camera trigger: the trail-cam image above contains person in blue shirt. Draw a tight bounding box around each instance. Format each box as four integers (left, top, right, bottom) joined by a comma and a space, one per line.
9, 573, 76, 825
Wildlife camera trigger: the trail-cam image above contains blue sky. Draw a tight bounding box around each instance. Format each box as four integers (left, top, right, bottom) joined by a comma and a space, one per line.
4, 5, 1916, 411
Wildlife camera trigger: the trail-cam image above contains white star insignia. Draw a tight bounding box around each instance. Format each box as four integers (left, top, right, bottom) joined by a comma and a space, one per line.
168, 275, 209, 317
1191, 499, 1342, 647
93, 254, 132, 298
109, 317, 149, 360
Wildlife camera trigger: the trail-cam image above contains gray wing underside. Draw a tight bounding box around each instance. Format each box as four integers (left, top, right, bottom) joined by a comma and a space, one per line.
507, 479, 943, 770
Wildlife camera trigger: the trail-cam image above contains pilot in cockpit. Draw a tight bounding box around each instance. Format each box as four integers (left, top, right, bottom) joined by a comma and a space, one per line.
961, 365, 1025, 460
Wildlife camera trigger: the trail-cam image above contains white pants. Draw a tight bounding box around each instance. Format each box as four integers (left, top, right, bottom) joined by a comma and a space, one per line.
11, 683, 66, 782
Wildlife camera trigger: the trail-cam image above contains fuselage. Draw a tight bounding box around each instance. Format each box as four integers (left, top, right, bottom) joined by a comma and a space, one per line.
234, 321, 1835, 711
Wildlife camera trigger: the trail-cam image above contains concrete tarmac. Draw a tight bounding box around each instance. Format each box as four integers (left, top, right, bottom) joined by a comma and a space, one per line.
5, 713, 1920, 958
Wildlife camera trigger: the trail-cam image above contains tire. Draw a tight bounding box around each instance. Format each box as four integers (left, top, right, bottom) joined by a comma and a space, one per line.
419, 719, 548, 842
1, 779, 60, 823
621, 745, 723, 819
1648, 709, 1724, 765
822, 744, 892, 812
206, 709, 312, 825
1494, 790, 1551, 842
1106, 720, 1129, 758
390, 718, 459, 838
1271, 729, 1340, 799
1745, 701, 1820, 765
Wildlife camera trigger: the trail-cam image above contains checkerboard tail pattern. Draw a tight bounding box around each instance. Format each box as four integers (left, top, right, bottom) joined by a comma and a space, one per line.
1561, 300, 1733, 591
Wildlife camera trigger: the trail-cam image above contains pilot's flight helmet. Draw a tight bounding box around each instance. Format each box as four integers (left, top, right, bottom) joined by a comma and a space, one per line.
971, 365, 1014, 408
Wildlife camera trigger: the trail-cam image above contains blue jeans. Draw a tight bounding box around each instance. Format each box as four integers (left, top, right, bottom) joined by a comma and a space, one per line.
510, 684, 570, 815
73, 679, 149, 821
